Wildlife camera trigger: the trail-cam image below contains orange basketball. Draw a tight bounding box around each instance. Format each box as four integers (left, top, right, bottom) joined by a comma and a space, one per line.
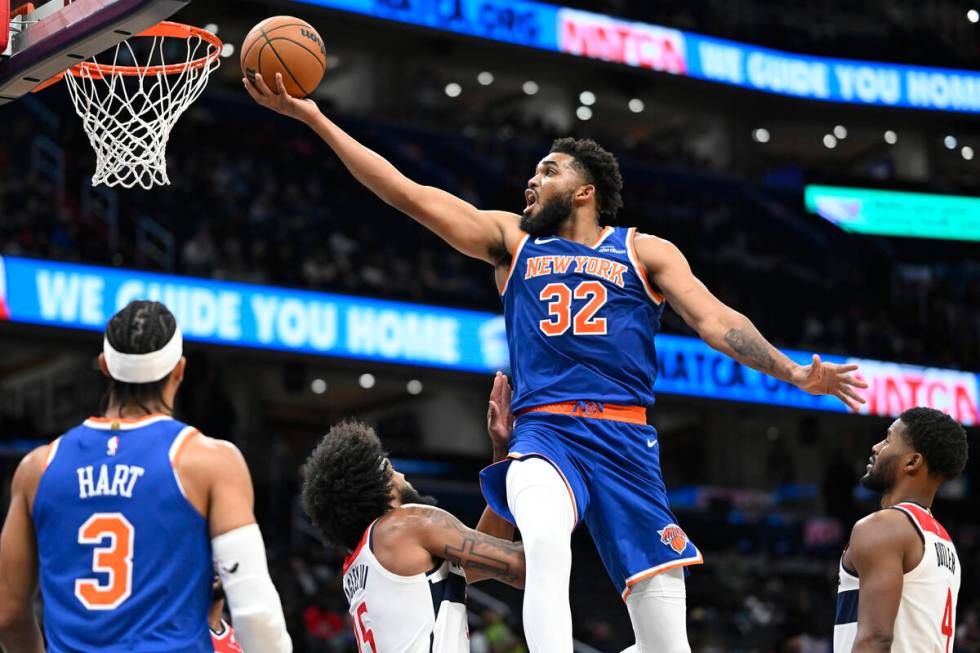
241, 16, 327, 98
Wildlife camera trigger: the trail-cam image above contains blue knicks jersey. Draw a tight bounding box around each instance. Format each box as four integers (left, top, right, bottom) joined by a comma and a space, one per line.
33, 414, 213, 653
501, 226, 665, 411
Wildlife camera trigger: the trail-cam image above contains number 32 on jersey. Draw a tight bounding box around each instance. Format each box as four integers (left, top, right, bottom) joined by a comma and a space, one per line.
539, 281, 608, 336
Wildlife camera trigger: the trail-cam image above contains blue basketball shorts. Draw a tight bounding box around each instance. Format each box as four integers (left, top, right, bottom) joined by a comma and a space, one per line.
479, 411, 702, 599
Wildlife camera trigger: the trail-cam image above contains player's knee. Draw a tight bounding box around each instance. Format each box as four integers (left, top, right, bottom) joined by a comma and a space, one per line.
521, 525, 572, 573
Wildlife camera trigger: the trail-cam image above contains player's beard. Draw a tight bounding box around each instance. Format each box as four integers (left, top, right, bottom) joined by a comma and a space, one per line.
520, 190, 573, 237
860, 454, 897, 493
399, 485, 438, 507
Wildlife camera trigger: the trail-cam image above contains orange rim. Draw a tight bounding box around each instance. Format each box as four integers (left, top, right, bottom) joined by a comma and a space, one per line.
35, 21, 221, 90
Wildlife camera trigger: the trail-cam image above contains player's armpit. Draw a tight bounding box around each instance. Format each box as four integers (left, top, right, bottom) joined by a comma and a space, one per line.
408, 506, 526, 589
402, 186, 522, 265
847, 512, 910, 653
175, 435, 257, 538
0, 448, 46, 653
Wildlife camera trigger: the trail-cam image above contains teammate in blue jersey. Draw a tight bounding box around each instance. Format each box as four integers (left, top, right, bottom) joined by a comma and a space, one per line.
0, 300, 292, 653
247, 73, 868, 652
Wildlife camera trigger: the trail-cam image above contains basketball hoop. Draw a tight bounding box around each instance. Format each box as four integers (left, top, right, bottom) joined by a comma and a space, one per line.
39, 21, 222, 189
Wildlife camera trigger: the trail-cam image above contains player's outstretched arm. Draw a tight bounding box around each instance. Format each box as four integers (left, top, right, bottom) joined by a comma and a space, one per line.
243, 72, 521, 265
634, 233, 868, 411
177, 436, 293, 653
0, 447, 46, 653
847, 511, 910, 652
406, 506, 526, 589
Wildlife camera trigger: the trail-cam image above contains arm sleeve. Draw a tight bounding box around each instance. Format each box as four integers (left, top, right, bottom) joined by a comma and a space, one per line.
211, 524, 292, 653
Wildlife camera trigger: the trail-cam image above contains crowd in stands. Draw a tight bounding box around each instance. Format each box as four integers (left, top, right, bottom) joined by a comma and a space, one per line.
2, 79, 979, 652
2, 92, 978, 372
551, 0, 977, 70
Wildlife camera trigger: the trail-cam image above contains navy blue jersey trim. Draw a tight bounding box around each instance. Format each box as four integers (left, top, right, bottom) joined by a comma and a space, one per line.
429, 564, 467, 620
835, 589, 859, 625
889, 505, 926, 547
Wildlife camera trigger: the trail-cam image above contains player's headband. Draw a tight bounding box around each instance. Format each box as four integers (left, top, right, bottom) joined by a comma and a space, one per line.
103, 326, 183, 384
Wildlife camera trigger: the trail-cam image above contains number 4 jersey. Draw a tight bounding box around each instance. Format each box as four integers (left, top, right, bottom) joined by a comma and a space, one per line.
834, 502, 961, 653
500, 227, 665, 412
33, 414, 213, 652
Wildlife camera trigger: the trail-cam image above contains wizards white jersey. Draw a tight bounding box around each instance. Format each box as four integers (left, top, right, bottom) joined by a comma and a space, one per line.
342, 513, 469, 653
834, 502, 960, 653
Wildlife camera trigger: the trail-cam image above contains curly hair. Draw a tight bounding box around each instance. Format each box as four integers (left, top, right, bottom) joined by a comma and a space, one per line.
101, 300, 177, 415
550, 137, 624, 223
301, 420, 394, 550
899, 407, 969, 480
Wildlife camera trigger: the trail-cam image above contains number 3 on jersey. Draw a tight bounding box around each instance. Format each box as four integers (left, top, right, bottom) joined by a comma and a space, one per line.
75, 513, 134, 610
539, 281, 608, 336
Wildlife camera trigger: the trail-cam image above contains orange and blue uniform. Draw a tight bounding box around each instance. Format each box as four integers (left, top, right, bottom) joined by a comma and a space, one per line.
33, 414, 213, 651
480, 226, 702, 599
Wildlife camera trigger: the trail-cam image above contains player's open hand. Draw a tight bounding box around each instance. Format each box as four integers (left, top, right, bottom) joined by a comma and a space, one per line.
242, 72, 320, 124
791, 354, 869, 412
487, 372, 514, 462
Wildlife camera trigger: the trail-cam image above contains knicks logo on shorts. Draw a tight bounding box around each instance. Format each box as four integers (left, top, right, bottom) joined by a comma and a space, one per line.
657, 524, 689, 555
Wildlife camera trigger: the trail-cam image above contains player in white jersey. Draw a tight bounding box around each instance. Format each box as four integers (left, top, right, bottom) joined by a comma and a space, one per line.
835, 407, 968, 653
301, 373, 526, 653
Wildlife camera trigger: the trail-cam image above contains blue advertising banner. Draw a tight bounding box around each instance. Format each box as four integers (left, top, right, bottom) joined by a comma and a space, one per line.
1, 256, 977, 423
0, 256, 510, 373
299, 0, 980, 113
654, 333, 843, 413
301, 0, 559, 49
682, 33, 980, 112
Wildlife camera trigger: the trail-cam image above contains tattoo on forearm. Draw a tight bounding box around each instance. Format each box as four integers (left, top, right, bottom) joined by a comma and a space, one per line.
444, 536, 520, 584
421, 508, 523, 584
724, 328, 778, 374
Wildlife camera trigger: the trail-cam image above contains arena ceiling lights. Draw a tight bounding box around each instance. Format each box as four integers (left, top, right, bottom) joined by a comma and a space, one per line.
302, 0, 980, 114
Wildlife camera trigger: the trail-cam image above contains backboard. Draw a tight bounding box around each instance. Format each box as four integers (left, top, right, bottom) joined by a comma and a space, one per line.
0, 0, 191, 104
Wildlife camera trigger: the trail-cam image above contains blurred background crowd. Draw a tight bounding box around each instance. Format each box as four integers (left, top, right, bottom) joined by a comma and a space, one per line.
2, 0, 979, 651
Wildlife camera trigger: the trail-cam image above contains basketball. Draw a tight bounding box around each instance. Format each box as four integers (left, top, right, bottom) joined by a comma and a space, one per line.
240, 16, 327, 98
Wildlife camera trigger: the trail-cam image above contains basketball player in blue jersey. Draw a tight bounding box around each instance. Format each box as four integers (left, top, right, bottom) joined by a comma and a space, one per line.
246, 72, 868, 652
0, 300, 292, 653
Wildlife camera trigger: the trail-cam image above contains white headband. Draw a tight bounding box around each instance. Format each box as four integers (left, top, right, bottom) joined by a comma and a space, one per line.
103, 326, 183, 384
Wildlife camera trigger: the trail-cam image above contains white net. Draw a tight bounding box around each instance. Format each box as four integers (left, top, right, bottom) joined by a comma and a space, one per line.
64, 26, 220, 189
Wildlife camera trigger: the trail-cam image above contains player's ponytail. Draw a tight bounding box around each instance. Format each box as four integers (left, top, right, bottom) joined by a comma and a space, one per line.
100, 300, 179, 416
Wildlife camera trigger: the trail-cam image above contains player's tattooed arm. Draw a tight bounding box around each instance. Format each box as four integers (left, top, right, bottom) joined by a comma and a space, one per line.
723, 325, 782, 377
635, 232, 867, 411
412, 507, 526, 588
